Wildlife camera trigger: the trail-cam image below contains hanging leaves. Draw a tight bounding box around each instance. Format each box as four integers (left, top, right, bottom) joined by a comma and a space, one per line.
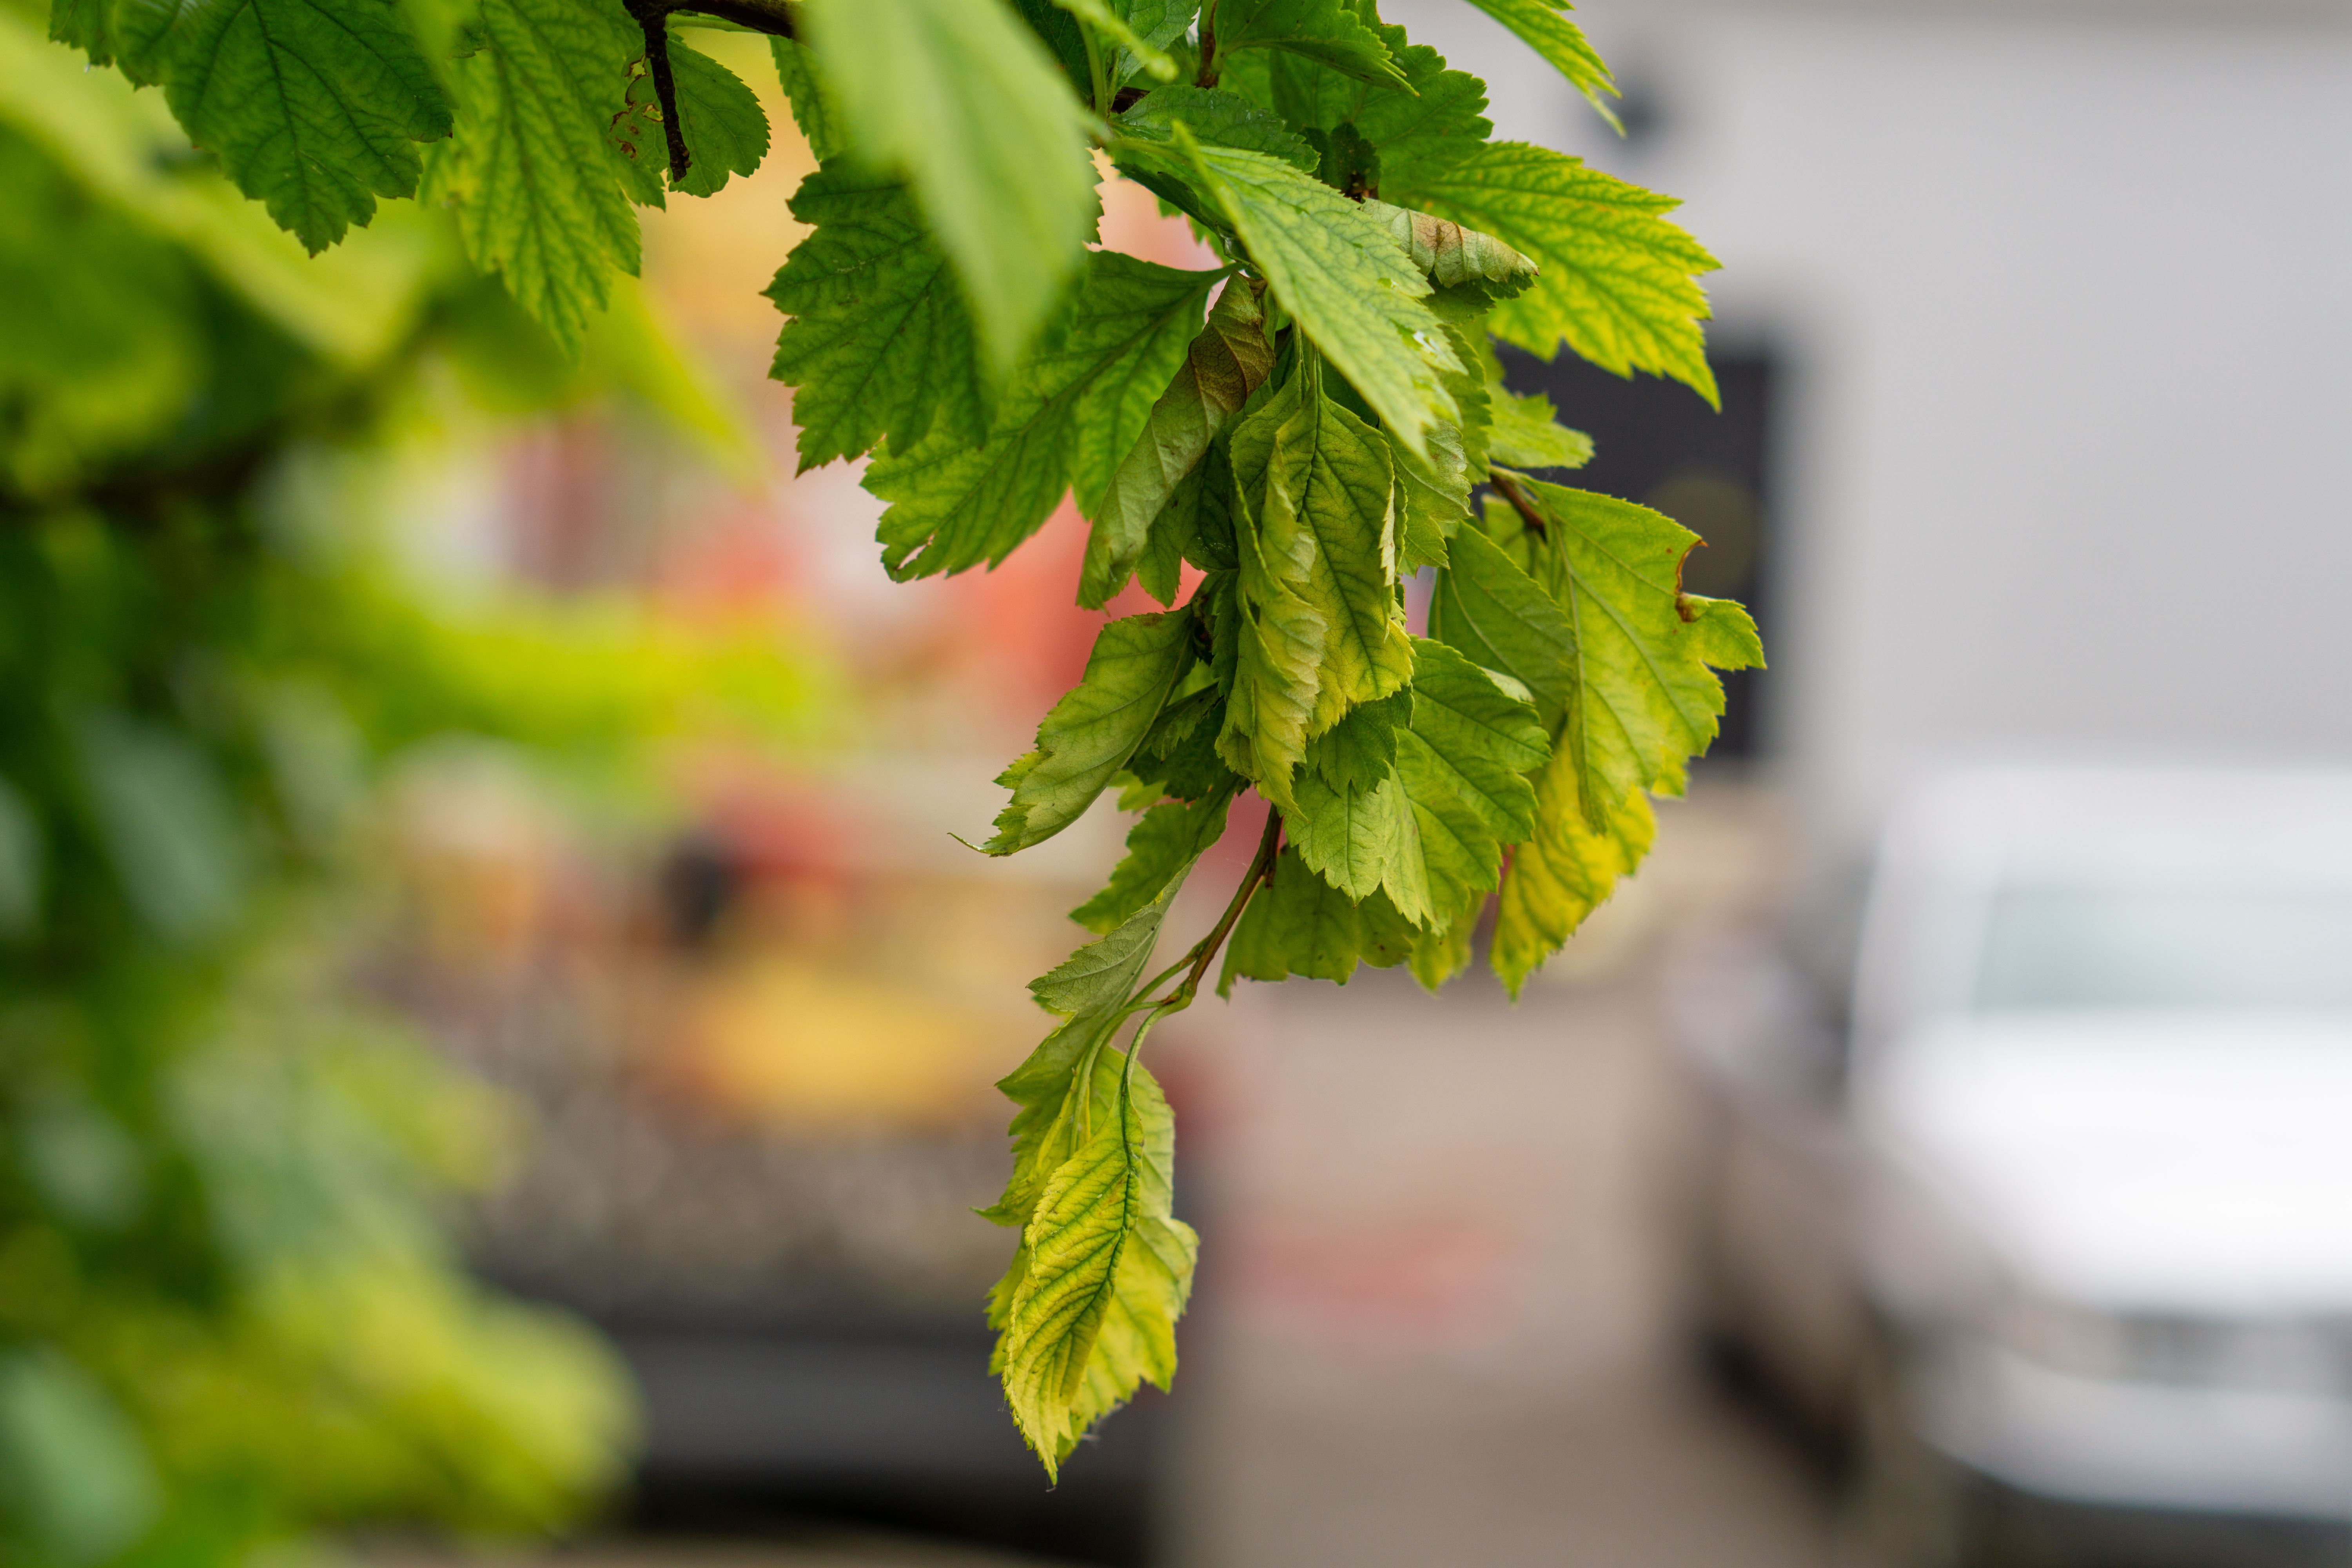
42, 0, 1756, 1477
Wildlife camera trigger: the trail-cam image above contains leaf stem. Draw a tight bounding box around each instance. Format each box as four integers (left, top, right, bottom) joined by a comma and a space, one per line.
1131, 951, 1196, 1008
1082, 25, 1112, 118
1140, 803, 1282, 1014
1122, 1001, 1173, 1076
1082, 804, 1281, 1144
1490, 467, 1549, 541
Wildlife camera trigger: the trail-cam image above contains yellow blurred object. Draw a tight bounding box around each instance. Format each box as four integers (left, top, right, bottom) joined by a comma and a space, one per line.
679, 957, 1028, 1130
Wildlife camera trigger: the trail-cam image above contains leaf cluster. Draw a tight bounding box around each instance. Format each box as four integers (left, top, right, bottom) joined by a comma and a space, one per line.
744, 0, 1749, 1473
38, 0, 1762, 1476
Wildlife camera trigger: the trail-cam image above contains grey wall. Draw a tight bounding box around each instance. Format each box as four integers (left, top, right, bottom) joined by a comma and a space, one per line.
1394, 0, 2352, 842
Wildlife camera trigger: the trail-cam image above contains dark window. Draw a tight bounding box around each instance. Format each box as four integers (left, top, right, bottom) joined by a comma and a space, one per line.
1497, 347, 1777, 759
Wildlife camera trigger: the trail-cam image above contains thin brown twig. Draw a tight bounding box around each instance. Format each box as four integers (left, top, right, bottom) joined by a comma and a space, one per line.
1489, 468, 1548, 540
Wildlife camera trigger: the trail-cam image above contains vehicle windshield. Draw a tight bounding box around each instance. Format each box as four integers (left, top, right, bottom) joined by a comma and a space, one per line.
1976, 883, 2352, 1013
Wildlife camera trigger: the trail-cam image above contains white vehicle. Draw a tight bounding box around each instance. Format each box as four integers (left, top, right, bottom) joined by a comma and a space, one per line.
1674, 767, 2352, 1564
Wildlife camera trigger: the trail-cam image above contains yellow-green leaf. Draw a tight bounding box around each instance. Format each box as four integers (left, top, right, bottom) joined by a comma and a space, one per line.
1493, 767, 1652, 996
994, 1047, 1197, 1477
1388, 142, 1719, 405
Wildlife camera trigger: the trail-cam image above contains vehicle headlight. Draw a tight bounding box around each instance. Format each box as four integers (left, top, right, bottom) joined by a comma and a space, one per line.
1996, 1294, 2349, 1395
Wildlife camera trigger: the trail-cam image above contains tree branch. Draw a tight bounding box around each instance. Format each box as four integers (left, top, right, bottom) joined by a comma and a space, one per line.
622, 0, 694, 181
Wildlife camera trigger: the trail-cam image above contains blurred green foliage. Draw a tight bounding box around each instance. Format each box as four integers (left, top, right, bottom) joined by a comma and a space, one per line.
0, 7, 822, 1561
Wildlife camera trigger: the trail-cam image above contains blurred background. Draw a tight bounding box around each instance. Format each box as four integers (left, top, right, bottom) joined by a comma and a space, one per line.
5, 0, 2351, 1564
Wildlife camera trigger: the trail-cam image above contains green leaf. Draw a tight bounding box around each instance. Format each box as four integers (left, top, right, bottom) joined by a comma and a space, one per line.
1353, 29, 1490, 186
1355, 887, 1425, 969
1283, 692, 1406, 911
1386, 142, 1720, 405
1050, 1180, 1196, 1466
869, 252, 1219, 580
1687, 591, 1769, 673
1285, 637, 1546, 929
1124, 678, 1242, 803
1487, 388, 1593, 471
1388, 635, 1547, 924
127, 0, 452, 252
1299, 120, 1378, 198
1212, 451, 1323, 804
1256, 377, 1415, 733
1216, 849, 1419, 989
994, 1047, 1196, 1476
1116, 83, 1316, 171
1246, 19, 1490, 191
1473, 480, 1759, 989
1220, 844, 1364, 987
668, 31, 768, 198
428, 0, 641, 353
805, 0, 1098, 373
1458, 0, 1619, 127
1032, 888, 1176, 1019
1081, 278, 1275, 608
47, 0, 116, 67
766, 163, 991, 471
1009, 0, 1091, 89
1399, 640, 1546, 838
1409, 904, 1475, 989
1212, 0, 1406, 90
985, 856, 1207, 1474
1214, 374, 1412, 803
1106, 0, 1198, 89
1392, 419, 1470, 574
1304, 690, 1404, 791
1428, 521, 1579, 732
1515, 476, 1761, 821
1153, 129, 1461, 457
1287, 755, 1410, 907
989, 609, 1199, 854
1071, 787, 1236, 934
1390, 322, 1488, 573
1053, 0, 1178, 82
769, 36, 845, 161
1138, 434, 1238, 601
